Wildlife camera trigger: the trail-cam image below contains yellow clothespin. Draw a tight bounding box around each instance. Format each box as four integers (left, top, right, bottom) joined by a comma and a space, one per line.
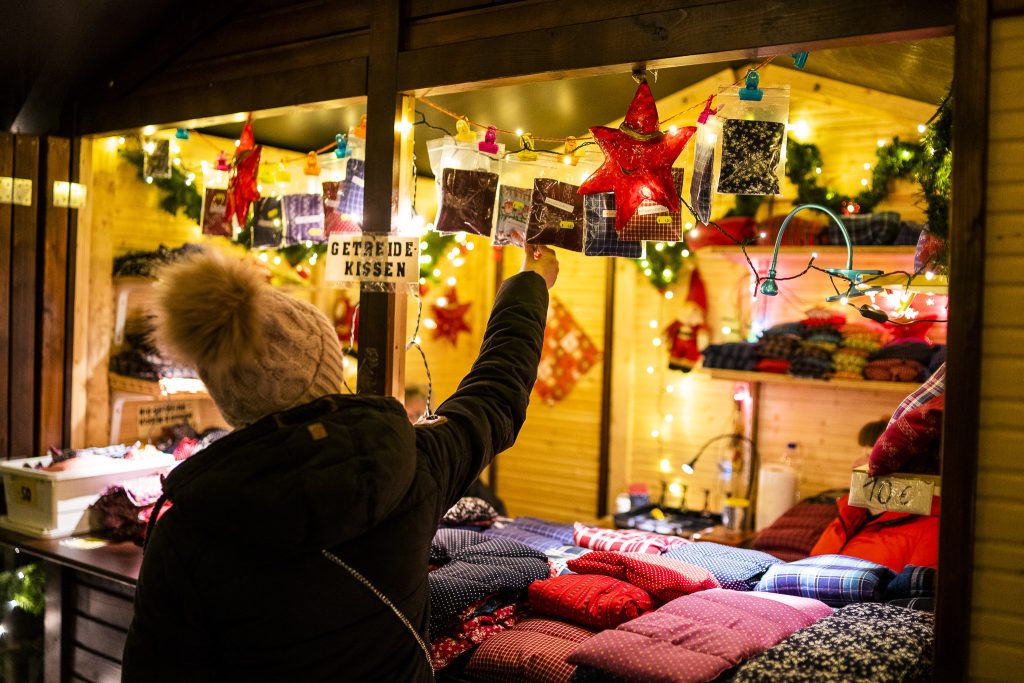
353, 114, 367, 139
303, 151, 321, 176
257, 161, 277, 185
276, 161, 292, 185
518, 133, 538, 162
563, 136, 579, 166
455, 117, 476, 143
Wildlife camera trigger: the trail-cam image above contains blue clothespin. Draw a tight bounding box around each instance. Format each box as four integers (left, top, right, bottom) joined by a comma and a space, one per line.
175, 128, 190, 140
738, 69, 763, 101
792, 51, 809, 70
334, 133, 349, 159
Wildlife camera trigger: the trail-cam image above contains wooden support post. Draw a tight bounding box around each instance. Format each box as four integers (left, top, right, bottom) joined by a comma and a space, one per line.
597, 258, 617, 518
358, 0, 408, 398
10, 136, 40, 458
43, 562, 66, 683
0, 133, 13, 460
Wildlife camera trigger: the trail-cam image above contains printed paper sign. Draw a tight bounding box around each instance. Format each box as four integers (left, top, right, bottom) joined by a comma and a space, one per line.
137, 402, 194, 432
325, 234, 419, 285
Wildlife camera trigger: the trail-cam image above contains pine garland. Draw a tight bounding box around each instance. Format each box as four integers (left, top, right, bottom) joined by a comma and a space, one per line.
119, 148, 202, 223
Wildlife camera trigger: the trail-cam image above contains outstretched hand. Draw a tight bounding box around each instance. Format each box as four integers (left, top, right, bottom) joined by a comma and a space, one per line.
520, 245, 559, 290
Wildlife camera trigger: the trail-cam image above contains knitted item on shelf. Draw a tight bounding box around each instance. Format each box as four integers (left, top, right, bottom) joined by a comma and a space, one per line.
864, 358, 926, 383
832, 347, 870, 378
701, 343, 758, 371
755, 358, 790, 374
756, 333, 802, 360
789, 345, 834, 379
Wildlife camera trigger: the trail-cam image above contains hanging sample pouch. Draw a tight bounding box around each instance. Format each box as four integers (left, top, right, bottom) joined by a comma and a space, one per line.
494, 186, 532, 246
526, 178, 585, 252
583, 193, 644, 258
201, 187, 232, 237
715, 71, 791, 196
337, 158, 365, 222
322, 181, 360, 237
689, 113, 722, 224
247, 196, 284, 248
435, 167, 499, 235
282, 193, 326, 245
619, 167, 686, 242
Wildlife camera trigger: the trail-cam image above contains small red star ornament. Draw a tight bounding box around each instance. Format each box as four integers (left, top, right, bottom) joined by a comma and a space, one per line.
579, 82, 696, 230
431, 287, 472, 346
226, 114, 262, 227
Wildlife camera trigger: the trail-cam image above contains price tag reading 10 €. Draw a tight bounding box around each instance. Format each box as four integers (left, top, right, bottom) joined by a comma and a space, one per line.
848, 469, 935, 516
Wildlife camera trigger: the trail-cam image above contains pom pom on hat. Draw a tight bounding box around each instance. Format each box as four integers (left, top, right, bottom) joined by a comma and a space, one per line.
152, 249, 345, 428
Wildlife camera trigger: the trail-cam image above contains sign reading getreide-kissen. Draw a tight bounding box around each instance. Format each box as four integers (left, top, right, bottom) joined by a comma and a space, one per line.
325, 234, 420, 286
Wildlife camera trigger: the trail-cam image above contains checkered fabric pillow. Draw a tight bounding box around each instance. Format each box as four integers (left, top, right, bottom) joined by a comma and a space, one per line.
566, 551, 720, 602
544, 545, 593, 577
888, 363, 946, 426
484, 525, 567, 554
884, 565, 936, 601
751, 500, 839, 561
506, 517, 576, 545
755, 554, 894, 607
618, 167, 686, 242
465, 617, 596, 683
583, 193, 644, 258
572, 523, 689, 555
827, 211, 901, 246
664, 542, 783, 591
337, 158, 365, 217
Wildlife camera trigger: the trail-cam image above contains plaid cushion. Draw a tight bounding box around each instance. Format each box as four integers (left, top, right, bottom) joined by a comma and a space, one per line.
322, 181, 361, 236
572, 523, 688, 555
869, 394, 943, 476
664, 542, 783, 591
465, 617, 595, 683
755, 554, 894, 606
751, 501, 839, 560
337, 158, 364, 217
507, 517, 575, 545
827, 211, 901, 246
545, 545, 593, 577
583, 193, 644, 258
884, 565, 935, 601
526, 178, 585, 252
528, 574, 656, 629
888, 363, 946, 425
618, 168, 686, 242
567, 551, 719, 602
484, 525, 567, 554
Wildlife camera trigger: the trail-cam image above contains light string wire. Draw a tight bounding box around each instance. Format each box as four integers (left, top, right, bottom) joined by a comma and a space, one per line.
407, 293, 435, 417
340, 302, 360, 394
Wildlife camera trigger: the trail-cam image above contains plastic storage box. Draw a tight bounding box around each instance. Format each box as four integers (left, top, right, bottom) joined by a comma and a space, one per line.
0, 453, 176, 538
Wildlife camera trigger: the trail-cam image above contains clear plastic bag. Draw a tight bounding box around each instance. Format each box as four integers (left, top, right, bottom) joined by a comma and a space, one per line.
282, 193, 326, 245
715, 83, 790, 196
688, 115, 721, 224
427, 136, 503, 236
248, 196, 284, 248
619, 167, 686, 242
583, 193, 645, 258
492, 154, 558, 246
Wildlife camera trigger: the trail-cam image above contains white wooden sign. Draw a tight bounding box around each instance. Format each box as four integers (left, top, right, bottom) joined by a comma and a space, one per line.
848, 465, 937, 516
325, 234, 419, 286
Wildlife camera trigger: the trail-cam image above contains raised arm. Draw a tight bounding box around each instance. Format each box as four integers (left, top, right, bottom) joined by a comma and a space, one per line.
417, 247, 557, 513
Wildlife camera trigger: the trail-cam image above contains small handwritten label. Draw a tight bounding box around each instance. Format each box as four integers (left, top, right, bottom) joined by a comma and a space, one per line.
602, 209, 617, 218
637, 204, 669, 216
351, 175, 364, 187
849, 468, 935, 515
558, 220, 575, 229
512, 201, 525, 210
656, 216, 673, 224
544, 197, 575, 213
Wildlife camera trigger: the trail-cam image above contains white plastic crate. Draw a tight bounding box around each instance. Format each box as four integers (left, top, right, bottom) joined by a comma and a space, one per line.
0, 453, 176, 538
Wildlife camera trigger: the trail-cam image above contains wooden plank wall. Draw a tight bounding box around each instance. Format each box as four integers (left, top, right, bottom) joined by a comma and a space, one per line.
0, 133, 12, 460
970, 14, 1024, 680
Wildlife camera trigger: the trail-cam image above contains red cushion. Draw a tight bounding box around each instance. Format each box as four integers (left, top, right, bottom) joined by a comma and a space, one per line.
566, 552, 720, 603
528, 574, 655, 629
465, 617, 595, 683
869, 394, 943, 476
687, 217, 756, 250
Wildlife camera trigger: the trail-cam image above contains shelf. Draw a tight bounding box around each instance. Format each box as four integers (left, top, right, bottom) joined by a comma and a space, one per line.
861, 272, 949, 296
700, 245, 916, 271
109, 373, 210, 400
700, 367, 918, 393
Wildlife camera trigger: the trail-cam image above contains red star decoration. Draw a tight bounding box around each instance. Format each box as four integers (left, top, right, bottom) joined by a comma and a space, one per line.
226, 114, 262, 227
431, 286, 472, 346
579, 82, 696, 230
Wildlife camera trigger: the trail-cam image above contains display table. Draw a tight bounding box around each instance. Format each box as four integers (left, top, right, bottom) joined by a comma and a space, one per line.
0, 529, 140, 683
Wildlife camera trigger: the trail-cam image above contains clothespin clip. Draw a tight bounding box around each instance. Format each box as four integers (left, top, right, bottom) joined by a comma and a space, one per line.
791, 51, 809, 70
334, 133, 349, 159
518, 133, 538, 161
215, 151, 230, 171
257, 162, 277, 185
455, 117, 476, 143
563, 136, 579, 166
478, 126, 499, 154
353, 114, 367, 139
277, 161, 292, 185
175, 128, 190, 140
738, 69, 763, 101
697, 95, 718, 124
303, 151, 321, 176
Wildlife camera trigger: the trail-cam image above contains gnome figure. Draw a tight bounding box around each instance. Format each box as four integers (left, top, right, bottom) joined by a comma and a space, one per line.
665, 268, 709, 372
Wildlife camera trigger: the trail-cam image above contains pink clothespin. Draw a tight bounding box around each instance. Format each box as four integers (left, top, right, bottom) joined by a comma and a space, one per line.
215, 151, 230, 171
478, 126, 499, 154
697, 95, 718, 125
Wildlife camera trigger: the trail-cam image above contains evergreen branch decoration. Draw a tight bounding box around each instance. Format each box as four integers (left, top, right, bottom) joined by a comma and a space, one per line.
119, 148, 202, 223
638, 241, 688, 290
418, 230, 458, 284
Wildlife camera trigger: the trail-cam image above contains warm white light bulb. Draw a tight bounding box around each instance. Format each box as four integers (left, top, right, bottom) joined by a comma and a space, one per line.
646, 366, 655, 374
721, 326, 732, 335
143, 125, 156, 136
664, 291, 674, 300
649, 320, 658, 329
447, 276, 457, 286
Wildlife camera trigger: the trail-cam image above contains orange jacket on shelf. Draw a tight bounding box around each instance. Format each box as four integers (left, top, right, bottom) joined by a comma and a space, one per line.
810, 495, 939, 572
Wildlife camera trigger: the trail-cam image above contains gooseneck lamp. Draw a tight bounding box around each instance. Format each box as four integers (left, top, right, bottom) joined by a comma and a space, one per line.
759, 204, 883, 302
681, 433, 760, 501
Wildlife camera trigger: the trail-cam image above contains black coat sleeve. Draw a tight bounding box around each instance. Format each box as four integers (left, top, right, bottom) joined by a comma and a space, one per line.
415, 271, 548, 513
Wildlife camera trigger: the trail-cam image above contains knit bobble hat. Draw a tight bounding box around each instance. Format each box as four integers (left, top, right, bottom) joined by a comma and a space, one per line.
152, 250, 345, 428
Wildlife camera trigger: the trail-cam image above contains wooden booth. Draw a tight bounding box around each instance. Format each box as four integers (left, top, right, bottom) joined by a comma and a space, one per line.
1, 0, 1022, 681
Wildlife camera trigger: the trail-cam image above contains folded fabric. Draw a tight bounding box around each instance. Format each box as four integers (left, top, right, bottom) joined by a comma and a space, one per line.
429, 530, 550, 637
430, 599, 526, 670
754, 358, 790, 374
89, 475, 167, 545
751, 500, 838, 561
432, 527, 488, 563
618, 168, 686, 242
508, 517, 577, 545
827, 211, 901, 246
788, 345, 834, 379
526, 178, 585, 252
885, 565, 936, 601
583, 193, 644, 258
755, 554, 894, 607
337, 158, 365, 217
755, 333, 802, 360
442, 497, 499, 527
465, 617, 596, 683
730, 603, 934, 682
761, 322, 805, 337
871, 340, 936, 365
889, 363, 946, 426
664, 543, 783, 591
494, 185, 533, 246
888, 596, 935, 612
485, 525, 569, 554
566, 551, 719, 603
546, 545, 594, 577
528, 574, 656, 629
282, 193, 326, 244
869, 394, 943, 476
435, 167, 499, 235
864, 357, 926, 382
566, 589, 832, 683
701, 343, 758, 371
572, 523, 688, 555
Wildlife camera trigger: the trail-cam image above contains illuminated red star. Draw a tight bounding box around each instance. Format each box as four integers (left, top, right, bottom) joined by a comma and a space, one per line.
579, 83, 696, 230
431, 287, 472, 346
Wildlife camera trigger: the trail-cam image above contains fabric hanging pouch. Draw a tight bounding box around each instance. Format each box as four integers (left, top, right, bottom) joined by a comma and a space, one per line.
618, 167, 686, 242
583, 193, 645, 258
715, 81, 791, 196
493, 153, 559, 246
336, 158, 365, 223
282, 193, 326, 245
688, 115, 721, 224
427, 135, 504, 236
247, 196, 284, 248
322, 181, 360, 236
201, 188, 232, 237
526, 178, 585, 252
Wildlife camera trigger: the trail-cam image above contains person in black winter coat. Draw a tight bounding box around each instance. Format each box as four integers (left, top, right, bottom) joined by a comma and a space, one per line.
122, 245, 558, 682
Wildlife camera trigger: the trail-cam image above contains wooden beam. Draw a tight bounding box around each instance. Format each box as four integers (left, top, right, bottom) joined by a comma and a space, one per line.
934, 0, 990, 680
597, 258, 616, 518
0, 133, 13, 460
397, 0, 954, 93
993, 0, 1024, 17
10, 136, 40, 458
69, 139, 92, 450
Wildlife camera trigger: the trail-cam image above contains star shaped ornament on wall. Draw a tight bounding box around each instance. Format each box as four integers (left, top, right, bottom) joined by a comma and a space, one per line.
431, 286, 472, 346
579, 82, 697, 230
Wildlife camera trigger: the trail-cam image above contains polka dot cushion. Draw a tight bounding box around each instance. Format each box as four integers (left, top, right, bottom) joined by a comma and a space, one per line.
528, 574, 656, 629
566, 551, 720, 603
465, 617, 596, 683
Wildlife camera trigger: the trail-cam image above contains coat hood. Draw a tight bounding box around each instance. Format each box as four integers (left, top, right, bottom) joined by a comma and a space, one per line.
160, 394, 417, 550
